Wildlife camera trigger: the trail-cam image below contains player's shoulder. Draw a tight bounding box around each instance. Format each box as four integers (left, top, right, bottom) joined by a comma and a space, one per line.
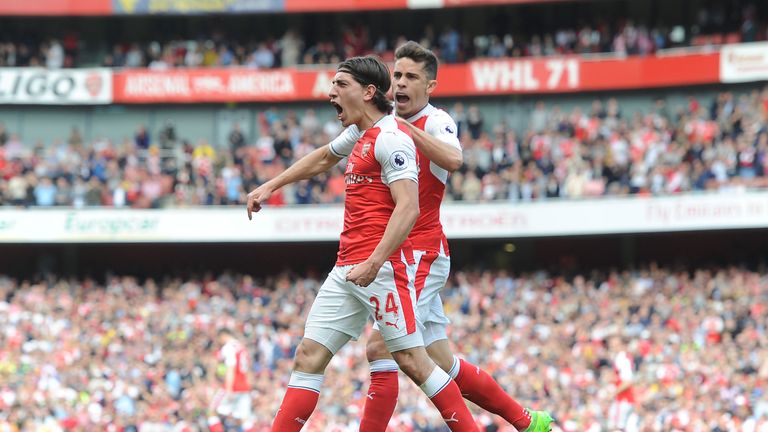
425, 107, 458, 135
375, 115, 413, 143
417, 104, 452, 122
428, 106, 454, 121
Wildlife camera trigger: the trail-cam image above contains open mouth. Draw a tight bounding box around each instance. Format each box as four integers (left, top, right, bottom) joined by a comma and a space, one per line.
331, 101, 344, 119
395, 93, 410, 104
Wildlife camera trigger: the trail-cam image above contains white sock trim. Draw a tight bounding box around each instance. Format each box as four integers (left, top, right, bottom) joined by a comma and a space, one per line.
288, 371, 324, 394
448, 355, 461, 379
370, 359, 399, 374
420, 366, 452, 399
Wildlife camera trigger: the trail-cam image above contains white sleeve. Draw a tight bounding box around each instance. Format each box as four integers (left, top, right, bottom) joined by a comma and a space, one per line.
425, 110, 462, 151
222, 346, 236, 367
328, 125, 362, 158
615, 353, 633, 382
374, 131, 418, 185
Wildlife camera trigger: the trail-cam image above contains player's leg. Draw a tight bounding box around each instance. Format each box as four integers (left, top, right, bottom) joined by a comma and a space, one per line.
607, 400, 621, 430
271, 338, 335, 431
615, 401, 633, 431
390, 346, 478, 432
228, 393, 256, 432
426, 332, 550, 432
360, 329, 398, 432
272, 266, 364, 432
361, 258, 479, 432
208, 389, 227, 432
358, 249, 436, 431
422, 252, 554, 432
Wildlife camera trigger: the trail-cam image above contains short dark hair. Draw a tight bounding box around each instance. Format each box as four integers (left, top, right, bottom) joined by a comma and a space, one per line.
337, 56, 392, 114
395, 41, 438, 80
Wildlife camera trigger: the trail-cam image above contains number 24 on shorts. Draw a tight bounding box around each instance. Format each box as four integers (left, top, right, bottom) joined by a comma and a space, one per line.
370, 293, 399, 320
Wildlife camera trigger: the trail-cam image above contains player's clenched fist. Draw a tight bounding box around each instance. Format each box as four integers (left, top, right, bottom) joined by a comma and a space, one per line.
346, 259, 381, 287
246, 185, 272, 220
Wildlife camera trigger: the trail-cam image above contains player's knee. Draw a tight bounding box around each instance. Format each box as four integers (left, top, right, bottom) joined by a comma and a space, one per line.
366, 337, 390, 363
432, 352, 454, 374
426, 341, 454, 373
391, 348, 432, 384
293, 339, 331, 374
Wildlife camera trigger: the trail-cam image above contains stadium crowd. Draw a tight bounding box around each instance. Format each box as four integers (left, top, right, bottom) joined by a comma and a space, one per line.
1, 88, 767, 208
0, 263, 766, 431
0, 3, 765, 69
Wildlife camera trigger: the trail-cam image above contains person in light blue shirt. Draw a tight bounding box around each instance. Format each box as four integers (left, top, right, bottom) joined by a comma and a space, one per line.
34, 177, 57, 206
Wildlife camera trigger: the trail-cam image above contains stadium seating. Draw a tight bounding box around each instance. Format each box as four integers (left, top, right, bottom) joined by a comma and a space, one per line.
2, 88, 767, 208
0, 265, 766, 431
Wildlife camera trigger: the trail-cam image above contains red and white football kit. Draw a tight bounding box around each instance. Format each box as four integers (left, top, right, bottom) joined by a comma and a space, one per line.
304, 114, 422, 354
214, 339, 252, 421
332, 104, 461, 346
608, 350, 636, 430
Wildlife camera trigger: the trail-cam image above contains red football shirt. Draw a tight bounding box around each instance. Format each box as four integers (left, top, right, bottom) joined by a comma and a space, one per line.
404, 104, 462, 253
330, 105, 461, 255
220, 340, 250, 393
329, 115, 418, 266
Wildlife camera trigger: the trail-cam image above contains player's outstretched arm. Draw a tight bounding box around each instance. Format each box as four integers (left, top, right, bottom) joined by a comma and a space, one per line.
397, 118, 463, 172
346, 178, 419, 287
246, 145, 342, 219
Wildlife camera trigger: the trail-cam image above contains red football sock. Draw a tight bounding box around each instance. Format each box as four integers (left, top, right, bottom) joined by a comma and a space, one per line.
454, 358, 531, 430
271, 369, 328, 432
422, 367, 479, 431
360, 370, 399, 432
207, 416, 224, 432
271, 387, 319, 432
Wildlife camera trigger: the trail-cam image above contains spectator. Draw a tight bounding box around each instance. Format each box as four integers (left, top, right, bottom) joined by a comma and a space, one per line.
440, 27, 461, 63
45, 38, 64, 68
467, 104, 485, 140
33, 176, 57, 206
125, 44, 144, 68
158, 120, 177, 150
134, 125, 150, 150
53, 177, 71, 206
0, 122, 7, 146
251, 43, 275, 69
228, 123, 246, 152
741, 5, 759, 42
530, 102, 548, 133
84, 177, 103, 206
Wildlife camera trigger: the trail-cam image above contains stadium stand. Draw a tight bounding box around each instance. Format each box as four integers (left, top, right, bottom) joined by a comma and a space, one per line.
0, 266, 767, 431
2, 87, 767, 207
0, 3, 765, 68
1, 0, 768, 431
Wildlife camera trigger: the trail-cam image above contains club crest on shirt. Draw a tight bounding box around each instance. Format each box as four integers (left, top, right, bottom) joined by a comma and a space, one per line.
361, 142, 371, 157
390, 151, 408, 170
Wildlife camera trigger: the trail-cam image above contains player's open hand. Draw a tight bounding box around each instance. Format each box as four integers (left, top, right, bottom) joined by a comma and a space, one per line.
346, 259, 381, 287
246, 185, 272, 220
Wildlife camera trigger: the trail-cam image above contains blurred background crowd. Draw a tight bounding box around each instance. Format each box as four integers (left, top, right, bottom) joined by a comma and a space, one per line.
0, 264, 767, 431
1, 87, 767, 208
0, 3, 766, 69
